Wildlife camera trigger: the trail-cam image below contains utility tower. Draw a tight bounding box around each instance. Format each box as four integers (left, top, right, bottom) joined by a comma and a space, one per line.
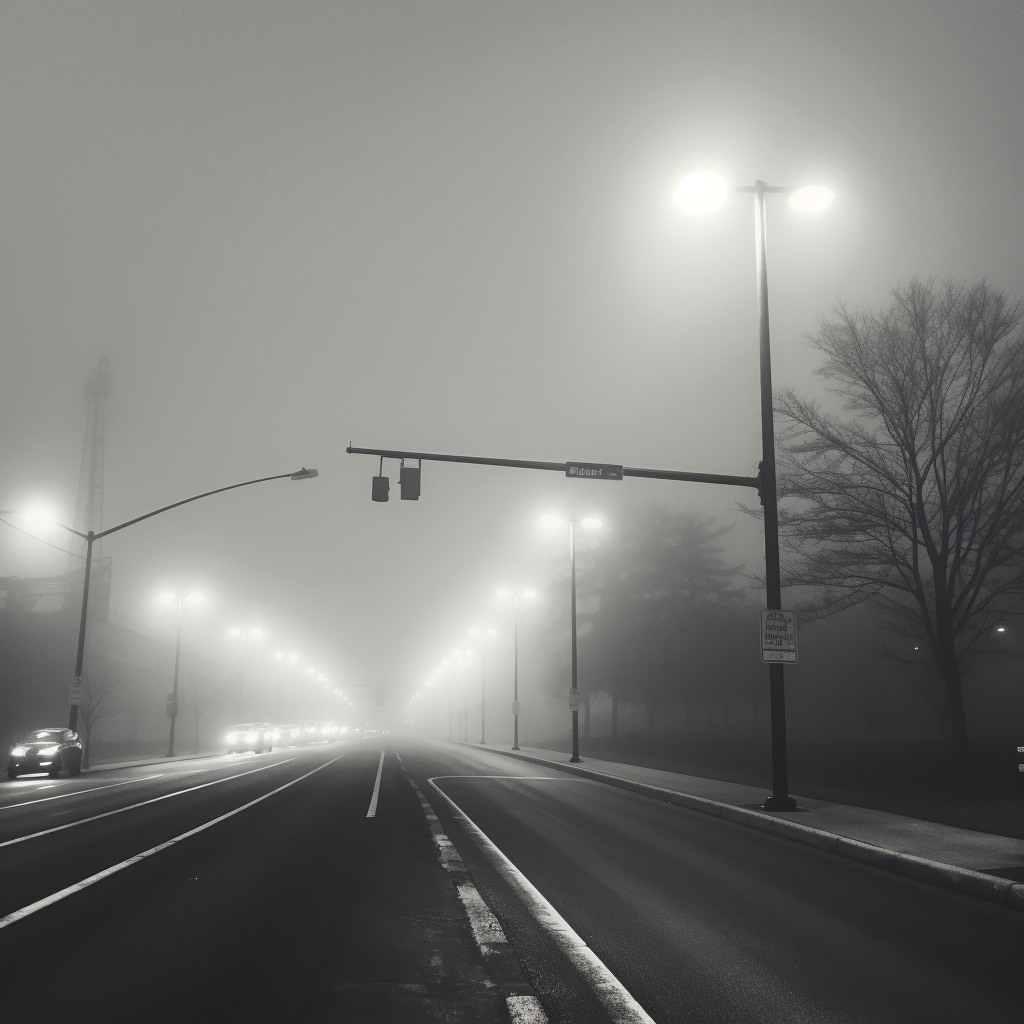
72, 356, 112, 619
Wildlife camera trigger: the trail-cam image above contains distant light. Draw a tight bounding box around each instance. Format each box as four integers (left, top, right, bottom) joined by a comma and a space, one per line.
673, 173, 728, 214
186, 592, 205, 606
307, 668, 315, 675
469, 627, 481, 636
581, 518, 602, 529
289, 653, 299, 662
25, 507, 55, 526
787, 185, 835, 211
540, 514, 562, 528
250, 628, 263, 638
523, 590, 537, 599
496, 589, 512, 599
997, 626, 1006, 633
274, 651, 284, 658
159, 592, 176, 604
229, 628, 241, 636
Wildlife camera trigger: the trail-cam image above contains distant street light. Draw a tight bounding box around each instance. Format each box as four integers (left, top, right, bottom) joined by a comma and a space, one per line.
497, 588, 536, 750
540, 515, 601, 762
157, 591, 205, 756
228, 626, 264, 719
675, 172, 833, 810
38, 468, 318, 732
468, 626, 498, 744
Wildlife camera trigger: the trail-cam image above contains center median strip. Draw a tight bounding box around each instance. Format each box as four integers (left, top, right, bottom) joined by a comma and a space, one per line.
0, 757, 297, 850
0, 754, 344, 931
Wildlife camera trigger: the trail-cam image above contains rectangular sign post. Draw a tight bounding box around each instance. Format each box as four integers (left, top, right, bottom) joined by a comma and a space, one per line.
565, 462, 623, 481
68, 680, 82, 706
761, 609, 798, 664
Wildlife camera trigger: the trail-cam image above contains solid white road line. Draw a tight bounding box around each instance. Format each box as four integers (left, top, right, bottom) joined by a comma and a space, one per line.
0, 774, 164, 810
0, 755, 343, 931
428, 777, 656, 1024
0, 758, 295, 850
365, 751, 386, 818
506, 995, 550, 1024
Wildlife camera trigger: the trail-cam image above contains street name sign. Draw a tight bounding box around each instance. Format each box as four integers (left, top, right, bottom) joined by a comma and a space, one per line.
761, 609, 798, 664
68, 680, 82, 705
565, 462, 623, 481
567, 689, 584, 711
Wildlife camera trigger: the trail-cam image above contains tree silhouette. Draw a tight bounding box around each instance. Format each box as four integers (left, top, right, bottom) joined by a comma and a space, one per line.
78, 662, 127, 768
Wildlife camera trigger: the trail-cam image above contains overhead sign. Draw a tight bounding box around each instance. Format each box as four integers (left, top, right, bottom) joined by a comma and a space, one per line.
68, 680, 82, 705
761, 609, 798, 664
565, 462, 623, 481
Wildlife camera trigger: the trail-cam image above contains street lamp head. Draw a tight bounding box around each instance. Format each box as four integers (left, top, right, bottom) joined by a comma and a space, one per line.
289, 653, 299, 662
522, 589, 537, 599
581, 518, 602, 529
496, 589, 512, 599
787, 185, 835, 212
673, 172, 728, 214
249, 628, 263, 638
229, 627, 241, 636
290, 467, 319, 481
540, 514, 562, 528
185, 592, 205, 606
158, 592, 176, 604
274, 651, 284, 658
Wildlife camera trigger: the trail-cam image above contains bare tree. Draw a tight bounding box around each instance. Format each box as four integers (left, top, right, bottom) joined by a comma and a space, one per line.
78, 662, 127, 768
776, 279, 1024, 756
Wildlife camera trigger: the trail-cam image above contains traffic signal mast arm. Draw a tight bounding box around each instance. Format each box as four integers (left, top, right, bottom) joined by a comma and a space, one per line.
346, 445, 761, 492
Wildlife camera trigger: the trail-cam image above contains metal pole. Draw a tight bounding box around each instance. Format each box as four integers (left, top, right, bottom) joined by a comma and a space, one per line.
754, 180, 796, 811
512, 594, 520, 750
69, 532, 94, 732
480, 643, 486, 744
239, 632, 246, 721
166, 596, 182, 756
570, 521, 580, 763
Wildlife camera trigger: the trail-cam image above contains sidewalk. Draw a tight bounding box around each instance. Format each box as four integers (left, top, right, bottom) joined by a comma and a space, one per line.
484, 744, 1024, 912
84, 751, 224, 773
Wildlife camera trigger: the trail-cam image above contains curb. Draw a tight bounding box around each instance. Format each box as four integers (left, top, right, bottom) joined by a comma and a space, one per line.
483, 746, 1024, 914
83, 751, 225, 773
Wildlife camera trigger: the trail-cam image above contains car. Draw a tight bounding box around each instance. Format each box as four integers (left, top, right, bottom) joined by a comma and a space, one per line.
295, 720, 320, 745
8, 728, 83, 779
225, 723, 273, 754
273, 724, 300, 746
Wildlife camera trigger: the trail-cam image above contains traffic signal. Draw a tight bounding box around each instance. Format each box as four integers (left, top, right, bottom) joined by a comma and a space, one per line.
400, 461, 420, 500
372, 474, 390, 501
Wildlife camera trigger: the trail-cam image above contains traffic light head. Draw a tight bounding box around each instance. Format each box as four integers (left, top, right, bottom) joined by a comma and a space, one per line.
372, 475, 390, 502
400, 465, 420, 500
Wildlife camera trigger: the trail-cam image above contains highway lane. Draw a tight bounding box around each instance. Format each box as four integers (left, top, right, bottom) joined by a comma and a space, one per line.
0, 741, 514, 1023
404, 741, 1024, 1024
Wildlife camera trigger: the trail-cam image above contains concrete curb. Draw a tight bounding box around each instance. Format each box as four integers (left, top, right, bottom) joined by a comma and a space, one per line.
83, 752, 224, 773
484, 747, 1024, 914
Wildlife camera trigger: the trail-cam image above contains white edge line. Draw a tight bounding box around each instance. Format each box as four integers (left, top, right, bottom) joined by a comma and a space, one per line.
428, 777, 656, 1024
0, 758, 295, 850
0, 754, 343, 931
366, 751, 386, 817
0, 774, 165, 810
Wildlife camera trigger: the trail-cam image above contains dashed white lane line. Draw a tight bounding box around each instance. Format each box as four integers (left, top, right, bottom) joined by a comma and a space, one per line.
0, 758, 296, 850
0, 755, 344, 931
0, 774, 164, 810
365, 751, 386, 818
428, 775, 656, 1024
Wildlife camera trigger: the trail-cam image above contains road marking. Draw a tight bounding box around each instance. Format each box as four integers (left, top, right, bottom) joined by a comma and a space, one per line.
428, 777, 655, 1024
507, 995, 550, 1023
0, 755, 343, 931
0, 775, 164, 810
0, 758, 296, 850
365, 751, 386, 817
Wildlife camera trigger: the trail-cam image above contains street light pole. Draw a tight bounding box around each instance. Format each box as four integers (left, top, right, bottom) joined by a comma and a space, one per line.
569, 519, 580, 763
480, 643, 486, 744
512, 593, 520, 750
167, 596, 183, 757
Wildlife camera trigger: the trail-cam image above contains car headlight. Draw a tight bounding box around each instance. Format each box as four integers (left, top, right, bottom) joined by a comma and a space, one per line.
227, 733, 239, 742
38, 745, 60, 756
10, 746, 27, 757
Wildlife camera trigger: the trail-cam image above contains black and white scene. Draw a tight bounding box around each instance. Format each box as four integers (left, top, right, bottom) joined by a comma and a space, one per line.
1, 2, 1022, 1021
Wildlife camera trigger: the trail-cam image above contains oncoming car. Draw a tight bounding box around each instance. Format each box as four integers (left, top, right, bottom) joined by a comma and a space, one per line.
273, 725, 300, 746
225, 723, 273, 754
8, 728, 83, 779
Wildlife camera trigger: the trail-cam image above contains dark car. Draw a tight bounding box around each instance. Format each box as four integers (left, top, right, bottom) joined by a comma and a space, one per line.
8, 728, 83, 780
225, 723, 273, 754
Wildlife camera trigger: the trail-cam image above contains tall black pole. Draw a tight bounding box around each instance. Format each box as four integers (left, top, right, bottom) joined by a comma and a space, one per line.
480, 643, 486, 744
569, 521, 580, 763
238, 632, 246, 721
167, 596, 182, 757
69, 531, 94, 733
512, 594, 520, 750
754, 180, 796, 811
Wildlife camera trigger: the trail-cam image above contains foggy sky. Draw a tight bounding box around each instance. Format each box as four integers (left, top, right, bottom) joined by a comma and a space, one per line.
1, 1, 1021, 716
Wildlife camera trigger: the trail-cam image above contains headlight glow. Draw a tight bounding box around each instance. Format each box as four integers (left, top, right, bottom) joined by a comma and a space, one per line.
38, 745, 60, 756
227, 733, 239, 742
10, 746, 27, 757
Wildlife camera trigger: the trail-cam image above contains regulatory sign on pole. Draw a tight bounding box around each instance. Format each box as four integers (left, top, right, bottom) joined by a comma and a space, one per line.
511, 700, 521, 716
761, 609, 798, 664
68, 680, 82, 705
565, 462, 623, 481
567, 689, 583, 711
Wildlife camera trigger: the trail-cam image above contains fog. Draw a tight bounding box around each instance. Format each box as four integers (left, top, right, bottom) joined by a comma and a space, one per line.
1, 2, 1022, 750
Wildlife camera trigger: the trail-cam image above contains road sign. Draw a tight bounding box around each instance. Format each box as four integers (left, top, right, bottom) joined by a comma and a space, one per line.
568, 689, 583, 711
68, 680, 82, 705
166, 694, 178, 719
565, 462, 623, 481
511, 700, 521, 716
761, 609, 798, 664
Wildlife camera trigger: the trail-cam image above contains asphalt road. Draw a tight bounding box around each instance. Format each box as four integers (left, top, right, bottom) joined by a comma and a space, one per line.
0, 738, 1020, 1023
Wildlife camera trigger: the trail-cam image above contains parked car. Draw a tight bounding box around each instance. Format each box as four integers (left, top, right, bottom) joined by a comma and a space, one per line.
225, 723, 273, 754
8, 728, 83, 779
273, 724, 300, 746
295, 721, 320, 745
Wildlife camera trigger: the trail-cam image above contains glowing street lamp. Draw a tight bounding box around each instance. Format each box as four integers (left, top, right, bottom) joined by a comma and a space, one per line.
497, 588, 537, 750
157, 590, 205, 757
674, 171, 834, 810
540, 515, 602, 762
